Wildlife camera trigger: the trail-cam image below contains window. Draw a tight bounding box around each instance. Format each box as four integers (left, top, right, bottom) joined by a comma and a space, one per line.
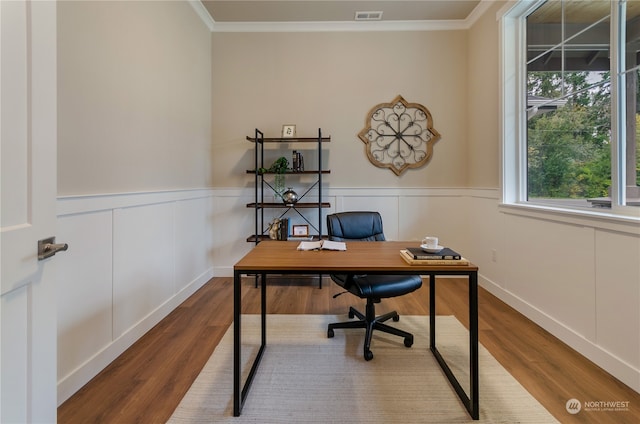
501, 0, 640, 218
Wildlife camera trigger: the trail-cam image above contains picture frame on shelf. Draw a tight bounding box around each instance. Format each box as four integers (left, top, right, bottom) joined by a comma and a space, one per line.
282, 124, 296, 138
292, 224, 309, 237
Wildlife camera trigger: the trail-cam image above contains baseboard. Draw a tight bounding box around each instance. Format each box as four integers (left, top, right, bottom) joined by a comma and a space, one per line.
479, 274, 640, 393
213, 266, 233, 277
57, 268, 213, 405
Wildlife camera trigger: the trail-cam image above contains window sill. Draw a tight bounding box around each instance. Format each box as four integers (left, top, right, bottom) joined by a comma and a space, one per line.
498, 201, 640, 235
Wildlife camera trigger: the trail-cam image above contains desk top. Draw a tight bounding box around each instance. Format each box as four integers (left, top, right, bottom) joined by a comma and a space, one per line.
234, 241, 477, 273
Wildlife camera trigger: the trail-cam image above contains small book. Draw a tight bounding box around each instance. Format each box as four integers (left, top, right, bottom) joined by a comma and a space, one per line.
297, 240, 346, 251
405, 247, 462, 260
279, 218, 289, 241
400, 250, 469, 266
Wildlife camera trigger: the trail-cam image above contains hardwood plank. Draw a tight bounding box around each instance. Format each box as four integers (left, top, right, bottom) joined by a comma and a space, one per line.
58, 277, 640, 423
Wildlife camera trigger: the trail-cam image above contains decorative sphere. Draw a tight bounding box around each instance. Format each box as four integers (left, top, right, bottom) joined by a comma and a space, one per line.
282, 188, 298, 204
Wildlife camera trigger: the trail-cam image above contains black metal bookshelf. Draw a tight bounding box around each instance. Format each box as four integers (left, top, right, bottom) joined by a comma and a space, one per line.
246, 128, 330, 244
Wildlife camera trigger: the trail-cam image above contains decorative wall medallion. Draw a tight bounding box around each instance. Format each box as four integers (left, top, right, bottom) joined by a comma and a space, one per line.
358, 95, 441, 176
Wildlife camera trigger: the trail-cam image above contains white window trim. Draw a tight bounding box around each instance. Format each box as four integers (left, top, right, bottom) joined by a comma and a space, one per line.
498, 0, 640, 226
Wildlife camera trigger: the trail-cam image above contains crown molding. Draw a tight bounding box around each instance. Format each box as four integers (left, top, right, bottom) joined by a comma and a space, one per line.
466, 0, 495, 27
189, 0, 215, 31
193, 1, 496, 33
211, 19, 469, 33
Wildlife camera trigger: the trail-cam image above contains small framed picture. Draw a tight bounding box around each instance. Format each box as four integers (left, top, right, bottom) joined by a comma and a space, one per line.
282, 124, 296, 138
292, 224, 309, 236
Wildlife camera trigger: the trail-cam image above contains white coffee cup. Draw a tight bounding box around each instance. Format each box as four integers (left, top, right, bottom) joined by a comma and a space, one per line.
422, 236, 439, 249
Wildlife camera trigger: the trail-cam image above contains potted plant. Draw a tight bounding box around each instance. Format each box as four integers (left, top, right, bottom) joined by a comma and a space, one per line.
258, 156, 289, 199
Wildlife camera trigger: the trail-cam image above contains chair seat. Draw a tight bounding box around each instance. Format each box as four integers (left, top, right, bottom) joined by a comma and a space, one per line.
326, 211, 423, 360
331, 274, 423, 299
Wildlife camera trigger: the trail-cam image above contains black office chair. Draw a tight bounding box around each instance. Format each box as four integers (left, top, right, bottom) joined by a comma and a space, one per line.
326, 211, 423, 360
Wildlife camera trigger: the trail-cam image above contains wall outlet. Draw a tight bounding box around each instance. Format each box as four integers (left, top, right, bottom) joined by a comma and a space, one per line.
491, 249, 497, 262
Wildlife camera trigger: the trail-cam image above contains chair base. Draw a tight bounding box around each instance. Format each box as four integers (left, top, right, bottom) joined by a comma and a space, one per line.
327, 298, 414, 361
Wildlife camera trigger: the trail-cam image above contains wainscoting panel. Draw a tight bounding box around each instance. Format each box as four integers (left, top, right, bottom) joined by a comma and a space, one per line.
503, 214, 597, 339
113, 202, 176, 338
56, 190, 215, 404
56, 187, 640, 402
325, 188, 471, 248
594, 229, 640, 373
468, 192, 640, 393
210, 189, 255, 277
464, 191, 504, 284
175, 196, 212, 294
57, 211, 113, 396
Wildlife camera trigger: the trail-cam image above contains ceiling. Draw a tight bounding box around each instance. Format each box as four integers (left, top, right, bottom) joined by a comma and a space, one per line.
200, 1, 482, 23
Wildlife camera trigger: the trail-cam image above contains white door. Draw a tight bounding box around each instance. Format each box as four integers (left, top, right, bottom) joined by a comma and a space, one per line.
1, 0, 59, 422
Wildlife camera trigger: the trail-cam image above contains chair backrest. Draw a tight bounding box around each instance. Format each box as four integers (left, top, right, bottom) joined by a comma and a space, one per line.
326, 211, 386, 242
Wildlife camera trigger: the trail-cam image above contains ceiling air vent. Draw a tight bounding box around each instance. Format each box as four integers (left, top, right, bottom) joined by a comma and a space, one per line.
355, 11, 383, 21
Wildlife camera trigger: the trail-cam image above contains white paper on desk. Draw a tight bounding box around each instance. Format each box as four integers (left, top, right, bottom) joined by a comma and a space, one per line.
296, 240, 346, 251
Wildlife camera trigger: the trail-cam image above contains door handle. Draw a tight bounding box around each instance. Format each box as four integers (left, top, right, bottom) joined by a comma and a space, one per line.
38, 236, 69, 260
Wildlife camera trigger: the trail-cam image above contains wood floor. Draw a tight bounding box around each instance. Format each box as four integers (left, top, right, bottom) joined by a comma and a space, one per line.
58, 276, 640, 423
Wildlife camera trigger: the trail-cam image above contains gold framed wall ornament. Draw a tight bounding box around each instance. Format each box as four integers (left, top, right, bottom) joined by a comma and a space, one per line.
358, 95, 441, 176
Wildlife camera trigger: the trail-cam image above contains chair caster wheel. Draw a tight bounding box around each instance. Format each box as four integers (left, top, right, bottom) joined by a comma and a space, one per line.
404, 336, 414, 348
364, 350, 373, 361
327, 328, 334, 338
392, 315, 400, 322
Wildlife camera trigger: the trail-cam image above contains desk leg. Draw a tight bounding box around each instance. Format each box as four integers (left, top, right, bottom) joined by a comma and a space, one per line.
233, 272, 268, 417
429, 271, 480, 420
429, 274, 436, 348
469, 272, 479, 419
261, 273, 267, 346
233, 270, 242, 416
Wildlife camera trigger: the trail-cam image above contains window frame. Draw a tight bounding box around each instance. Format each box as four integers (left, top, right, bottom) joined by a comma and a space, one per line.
499, 0, 640, 223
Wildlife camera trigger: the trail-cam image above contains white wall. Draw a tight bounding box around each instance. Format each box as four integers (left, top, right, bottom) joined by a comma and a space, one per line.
466, 194, 640, 393
56, 187, 640, 403
56, 190, 215, 403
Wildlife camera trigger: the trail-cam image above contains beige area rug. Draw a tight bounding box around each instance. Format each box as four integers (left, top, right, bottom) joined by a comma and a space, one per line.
168, 314, 559, 423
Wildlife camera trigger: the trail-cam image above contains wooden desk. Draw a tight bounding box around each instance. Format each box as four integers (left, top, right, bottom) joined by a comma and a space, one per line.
233, 241, 479, 419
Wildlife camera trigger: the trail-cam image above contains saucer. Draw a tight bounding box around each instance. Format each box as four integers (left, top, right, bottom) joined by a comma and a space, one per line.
421, 244, 444, 253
